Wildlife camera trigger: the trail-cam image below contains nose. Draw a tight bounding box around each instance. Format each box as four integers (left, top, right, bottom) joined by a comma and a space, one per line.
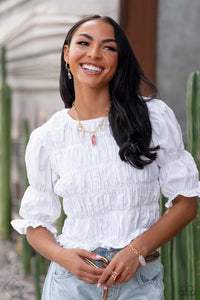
87, 45, 102, 59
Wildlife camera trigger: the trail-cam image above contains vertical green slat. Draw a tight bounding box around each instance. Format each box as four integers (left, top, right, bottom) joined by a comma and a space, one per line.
0, 46, 12, 239
187, 71, 200, 299
21, 120, 32, 275
160, 195, 173, 299
57, 197, 66, 235
34, 253, 42, 300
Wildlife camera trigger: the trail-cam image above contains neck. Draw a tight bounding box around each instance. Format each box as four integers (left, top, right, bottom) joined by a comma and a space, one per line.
72, 85, 111, 120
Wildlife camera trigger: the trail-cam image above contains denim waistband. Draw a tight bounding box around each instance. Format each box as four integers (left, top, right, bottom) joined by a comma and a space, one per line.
91, 247, 123, 268
91, 247, 159, 268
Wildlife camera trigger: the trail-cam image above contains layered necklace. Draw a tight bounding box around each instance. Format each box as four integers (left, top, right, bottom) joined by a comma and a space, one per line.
72, 101, 110, 146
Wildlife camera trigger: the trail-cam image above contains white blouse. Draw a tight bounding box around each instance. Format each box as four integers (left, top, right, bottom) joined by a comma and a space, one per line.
11, 99, 200, 251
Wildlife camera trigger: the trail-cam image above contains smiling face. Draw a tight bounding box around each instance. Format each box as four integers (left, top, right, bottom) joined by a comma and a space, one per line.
64, 19, 118, 90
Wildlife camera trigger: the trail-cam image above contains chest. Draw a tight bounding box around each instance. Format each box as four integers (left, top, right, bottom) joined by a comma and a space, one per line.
50, 136, 159, 197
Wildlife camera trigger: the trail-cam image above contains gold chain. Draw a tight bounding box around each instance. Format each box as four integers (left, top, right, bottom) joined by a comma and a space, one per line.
72, 101, 110, 135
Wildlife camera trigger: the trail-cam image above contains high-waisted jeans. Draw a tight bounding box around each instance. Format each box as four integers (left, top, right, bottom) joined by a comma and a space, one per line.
41, 247, 164, 300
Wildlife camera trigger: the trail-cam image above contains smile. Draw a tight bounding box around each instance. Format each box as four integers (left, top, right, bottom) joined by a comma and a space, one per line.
81, 64, 104, 73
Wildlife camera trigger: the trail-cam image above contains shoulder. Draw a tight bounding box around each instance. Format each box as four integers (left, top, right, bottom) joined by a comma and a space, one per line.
145, 98, 172, 115
145, 98, 183, 148
145, 98, 178, 127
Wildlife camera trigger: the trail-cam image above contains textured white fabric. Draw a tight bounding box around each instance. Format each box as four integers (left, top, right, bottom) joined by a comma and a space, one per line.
11, 99, 200, 250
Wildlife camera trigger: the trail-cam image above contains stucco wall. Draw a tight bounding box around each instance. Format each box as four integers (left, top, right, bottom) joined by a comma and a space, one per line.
0, 0, 120, 199
156, 0, 200, 142
0, 0, 120, 131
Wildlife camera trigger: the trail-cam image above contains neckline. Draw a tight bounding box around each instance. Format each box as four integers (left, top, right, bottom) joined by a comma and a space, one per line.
65, 108, 108, 123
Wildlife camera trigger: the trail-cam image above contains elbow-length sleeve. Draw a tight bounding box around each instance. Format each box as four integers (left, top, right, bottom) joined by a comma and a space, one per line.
149, 99, 200, 208
11, 128, 61, 236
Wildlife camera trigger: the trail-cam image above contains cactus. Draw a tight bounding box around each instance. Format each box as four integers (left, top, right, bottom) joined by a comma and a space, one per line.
187, 71, 200, 160
160, 195, 173, 299
21, 235, 33, 275
160, 71, 200, 299
0, 46, 12, 240
21, 120, 32, 275
187, 71, 200, 298
22, 120, 48, 280
57, 197, 66, 235
33, 252, 42, 300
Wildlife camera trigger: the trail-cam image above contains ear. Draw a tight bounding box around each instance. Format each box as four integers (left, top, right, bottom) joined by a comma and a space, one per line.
63, 45, 70, 63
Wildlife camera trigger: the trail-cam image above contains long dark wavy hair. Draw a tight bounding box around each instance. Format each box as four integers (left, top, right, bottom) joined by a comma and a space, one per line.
59, 15, 159, 169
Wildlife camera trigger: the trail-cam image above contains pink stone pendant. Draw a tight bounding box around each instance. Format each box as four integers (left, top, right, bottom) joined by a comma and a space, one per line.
91, 134, 96, 146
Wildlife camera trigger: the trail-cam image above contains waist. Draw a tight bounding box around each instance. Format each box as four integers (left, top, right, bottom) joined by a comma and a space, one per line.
90, 247, 160, 268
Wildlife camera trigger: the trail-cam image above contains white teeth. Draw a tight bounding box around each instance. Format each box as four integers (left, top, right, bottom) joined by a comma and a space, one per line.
82, 64, 102, 72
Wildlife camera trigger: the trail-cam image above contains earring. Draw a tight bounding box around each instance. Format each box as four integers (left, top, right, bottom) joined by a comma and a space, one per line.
66, 63, 72, 79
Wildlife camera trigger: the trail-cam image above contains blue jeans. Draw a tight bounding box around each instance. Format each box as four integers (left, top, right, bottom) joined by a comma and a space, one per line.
41, 247, 164, 299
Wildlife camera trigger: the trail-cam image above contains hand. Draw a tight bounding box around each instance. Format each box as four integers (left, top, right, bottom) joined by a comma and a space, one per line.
56, 248, 104, 284
97, 246, 140, 289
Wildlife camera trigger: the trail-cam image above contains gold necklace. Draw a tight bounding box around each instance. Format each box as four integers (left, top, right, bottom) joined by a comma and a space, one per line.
72, 101, 110, 146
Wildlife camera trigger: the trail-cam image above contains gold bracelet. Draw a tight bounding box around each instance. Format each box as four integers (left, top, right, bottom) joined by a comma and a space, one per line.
127, 244, 146, 267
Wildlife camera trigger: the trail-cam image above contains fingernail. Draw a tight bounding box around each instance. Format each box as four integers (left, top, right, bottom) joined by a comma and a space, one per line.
97, 283, 101, 288
95, 255, 103, 259
104, 286, 108, 290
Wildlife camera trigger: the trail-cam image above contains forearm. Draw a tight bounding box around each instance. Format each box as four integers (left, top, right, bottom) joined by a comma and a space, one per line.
26, 226, 64, 263
26, 226, 104, 284
131, 195, 197, 257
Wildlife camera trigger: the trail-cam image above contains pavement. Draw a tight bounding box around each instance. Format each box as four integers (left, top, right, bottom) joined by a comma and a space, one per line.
0, 231, 44, 300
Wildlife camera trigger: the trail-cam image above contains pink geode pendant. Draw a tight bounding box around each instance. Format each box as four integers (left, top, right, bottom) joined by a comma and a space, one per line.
91, 134, 96, 146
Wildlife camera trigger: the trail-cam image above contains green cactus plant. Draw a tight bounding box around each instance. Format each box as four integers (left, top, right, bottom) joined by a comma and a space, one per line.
187, 71, 200, 298
57, 197, 66, 235
160, 195, 173, 299
0, 46, 12, 240
160, 71, 200, 300
33, 252, 42, 300
21, 120, 32, 275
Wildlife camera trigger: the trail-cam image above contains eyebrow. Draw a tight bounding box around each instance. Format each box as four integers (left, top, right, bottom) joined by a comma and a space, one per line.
77, 33, 116, 43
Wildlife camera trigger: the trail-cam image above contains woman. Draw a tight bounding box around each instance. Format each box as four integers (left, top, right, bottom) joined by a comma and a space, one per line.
11, 15, 200, 299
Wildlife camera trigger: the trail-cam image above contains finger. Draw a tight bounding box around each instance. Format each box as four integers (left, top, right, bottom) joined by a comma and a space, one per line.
77, 271, 102, 284
103, 270, 124, 288
74, 251, 104, 275
76, 249, 103, 261
81, 262, 104, 276
97, 256, 124, 286
97, 264, 114, 287
84, 263, 103, 276
123, 273, 132, 283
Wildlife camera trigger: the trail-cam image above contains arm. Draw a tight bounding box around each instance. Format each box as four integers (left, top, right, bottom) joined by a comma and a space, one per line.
98, 195, 197, 288
133, 195, 197, 256
15, 128, 103, 284
26, 226, 104, 284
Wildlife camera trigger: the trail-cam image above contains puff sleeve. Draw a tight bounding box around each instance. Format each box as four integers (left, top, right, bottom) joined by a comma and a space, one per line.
149, 99, 200, 208
11, 127, 61, 236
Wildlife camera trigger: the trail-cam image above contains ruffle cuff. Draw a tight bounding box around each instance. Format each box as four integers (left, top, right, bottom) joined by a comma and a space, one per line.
11, 186, 61, 236
164, 184, 200, 208
11, 219, 57, 236
159, 151, 200, 208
